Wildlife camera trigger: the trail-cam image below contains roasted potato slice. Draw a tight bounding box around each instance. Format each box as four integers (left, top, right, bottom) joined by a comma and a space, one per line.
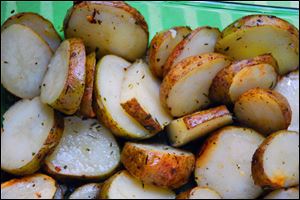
2, 12, 61, 51
1, 24, 53, 99
41, 38, 86, 115
167, 105, 233, 147
210, 54, 278, 104
264, 187, 299, 199
121, 142, 195, 189
163, 26, 220, 76
64, 1, 148, 61
1, 97, 63, 175
216, 15, 299, 75
149, 26, 192, 78
195, 126, 264, 199
177, 187, 221, 199
44, 116, 120, 180
234, 88, 291, 135
121, 60, 172, 134
69, 183, 102, 199
160, 53, 232, 117
275, 71, 299, 132
100, 170, 175, 199
79, 52, 96, 118
1, 174, 58, 199
252, 130, 299, 188
94, 55, 153, 139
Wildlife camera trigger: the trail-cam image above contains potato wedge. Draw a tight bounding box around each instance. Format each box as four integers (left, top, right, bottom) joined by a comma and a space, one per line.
69, 183, 102, 199
41, 38, 86, 115
160, 53, 232, 117
1, 174, 57, 199
100, 170, 175, 199
210, 54, 278, 104
234, 88, 292, 135
121, 142, 195, 189
149, 26, 192, 78
94, 55, 153, 139
195, 126, 264, 199
167, 105, 233, 147
177, 187, 221, 199
44, 116, 120, 180
275, 71, 299, 132
1, 97, 63, 175
252, 130, 299, 188
79, 52, 96, 118
1, 12, 61, 51
1, 24, 53, 99
121, 60, 172, 134
216, 15, 299, 75
64, 1, 148, 61
264, 187, 299, 199
163, 26, 220, 76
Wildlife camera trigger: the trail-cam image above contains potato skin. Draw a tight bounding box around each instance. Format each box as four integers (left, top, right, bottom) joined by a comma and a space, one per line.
50, 38, 86, 115
121, 143, 195, 189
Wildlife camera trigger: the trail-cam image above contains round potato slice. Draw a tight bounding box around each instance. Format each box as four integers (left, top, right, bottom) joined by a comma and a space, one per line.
234, 88, 292, 135
41, 38, 86, 115
44, 116, 120, 180
195, 126, 264, 199
1, 24, 53, 99
160, 53, 232, 117
121, 142, 195, 189
216, 15, 299, 75
252, 130, 299, 188
64, 1, 148, 61
209, 54, 278, 104
1, 12, 61, 51
1, 97, 63, 175
69, 183, 102, 199
177, 187, 221, 199
149, 26, 192, 78
264, 187, 299, 199
275, 71, 299, 132
163, 26, 220, 76
100, 170, 175, 199
1, 174, 57, 199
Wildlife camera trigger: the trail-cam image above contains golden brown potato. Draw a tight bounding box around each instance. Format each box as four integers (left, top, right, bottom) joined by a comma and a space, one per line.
121, 142, 195, 189
176, 187, 221, 199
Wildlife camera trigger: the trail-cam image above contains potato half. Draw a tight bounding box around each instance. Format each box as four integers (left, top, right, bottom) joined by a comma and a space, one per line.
41, 38, 86, 115
1, 174, 58, 199
100, 170, 175, 199
252, 130, 299, 188
216, 15, 299, 75
2, 12, 61, 51
69, 183, 102, 199
177, 187, 221, 199
234, 88, 292, 135
1, 97, 63, 175
121, 142, 195, 189
160, 53, 232, 117
149, 26, 192, 78
44, 116, 120, 180
264, 187, 299, 199
167, 105, 233, 147
94, 55, 153, 139
275, 71, 299, 132
1, 24, 53, 99
64, 1, 148, 61
195, 126, 264, 199
121, 60, 172, 134
209, 54, 278, 104
163, 26, 220, 76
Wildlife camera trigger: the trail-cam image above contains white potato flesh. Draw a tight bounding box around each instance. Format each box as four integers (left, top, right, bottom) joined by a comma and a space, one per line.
1, 97, 54, 172
132, 143, 194, 156
103, 171, 175, 199
121, 60, 172, 131
1, 24, 52, 98
275, 71, 299, 132
195, 126, 264, 199
95, 55, 150, 139
180, 187, 221, 199
1, 174, 57, 199
69, 183, 102, 199
45, 116, 120, 179
264, 187, 299, 199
